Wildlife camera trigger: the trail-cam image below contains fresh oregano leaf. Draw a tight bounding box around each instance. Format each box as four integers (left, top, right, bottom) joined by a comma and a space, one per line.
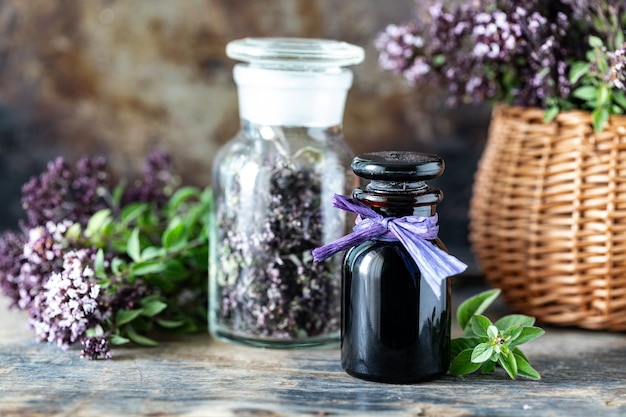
543, 106, 560, 123
572, 85, 597, 101
495, 314, 535, 331
471, 342, 495, 363
588, 35, 604, 48
85, 209, 112, 239
457, 288, 501, 332
569, 61, 590, 84
110, 335, 131, 345
593, 107, 610, 132
127, 228, 142, 262
451, 337, 481, 359
141, 246, 164, 261
125, 325, 158, 347
120, 202, 149, 226
162, 217, 186, 249
94, 249, 106, 279
156, 318, 187, 329
470, 315, 492, 338
502, 324, 524, 343
167, 186, 200, 212
498, 350, 518, 379
514, 351, 541, 380
131, 261, 167, 276
509, 326, 546, 348
141, 300, 168, 317
450, 349, 482, 376
117, 309, 144, 326
613, 91, 626, 109
481, 361, 496, 374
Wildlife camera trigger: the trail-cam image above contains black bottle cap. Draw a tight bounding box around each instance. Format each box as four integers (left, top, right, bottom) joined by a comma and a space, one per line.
351, 151, 444, 181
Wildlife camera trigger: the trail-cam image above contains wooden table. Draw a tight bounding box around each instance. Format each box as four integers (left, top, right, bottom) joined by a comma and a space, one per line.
1, 285, 625, 417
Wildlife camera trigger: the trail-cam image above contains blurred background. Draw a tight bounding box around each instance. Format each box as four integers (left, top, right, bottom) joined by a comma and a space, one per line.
0, 0, 491, 270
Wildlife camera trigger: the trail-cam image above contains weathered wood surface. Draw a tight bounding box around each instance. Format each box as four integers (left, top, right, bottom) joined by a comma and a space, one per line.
1, 289, 625, 417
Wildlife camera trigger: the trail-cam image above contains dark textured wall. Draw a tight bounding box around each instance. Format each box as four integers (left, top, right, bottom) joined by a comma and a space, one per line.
0, 0, 490, 268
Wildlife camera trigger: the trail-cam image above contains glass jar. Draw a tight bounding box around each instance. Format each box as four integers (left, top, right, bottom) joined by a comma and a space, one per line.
209, 38, 364, 348
341, 151, 452, 383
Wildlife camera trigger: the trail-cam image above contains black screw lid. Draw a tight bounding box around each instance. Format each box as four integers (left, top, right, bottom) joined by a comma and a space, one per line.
351, 151, 445, 182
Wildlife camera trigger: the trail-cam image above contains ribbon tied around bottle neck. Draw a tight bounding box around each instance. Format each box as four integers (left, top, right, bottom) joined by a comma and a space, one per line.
312, 194, 467, 299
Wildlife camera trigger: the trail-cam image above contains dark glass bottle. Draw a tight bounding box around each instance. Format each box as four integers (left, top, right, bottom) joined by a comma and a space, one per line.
341, 151, 451, 383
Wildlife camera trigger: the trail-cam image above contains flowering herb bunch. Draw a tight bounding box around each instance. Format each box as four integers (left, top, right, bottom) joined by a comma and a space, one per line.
0, 150, 211, 359
376, 0, 626, 131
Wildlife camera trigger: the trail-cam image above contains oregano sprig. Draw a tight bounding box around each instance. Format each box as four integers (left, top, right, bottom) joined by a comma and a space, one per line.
0, 151, 212, 359
450, 289, 545, 380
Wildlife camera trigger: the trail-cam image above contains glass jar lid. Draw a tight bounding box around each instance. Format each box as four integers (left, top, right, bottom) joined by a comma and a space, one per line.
352, 151, 445, 181
226, 37, 365, 69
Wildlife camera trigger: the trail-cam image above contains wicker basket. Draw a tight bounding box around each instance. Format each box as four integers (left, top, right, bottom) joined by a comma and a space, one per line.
469, 105, 626, 331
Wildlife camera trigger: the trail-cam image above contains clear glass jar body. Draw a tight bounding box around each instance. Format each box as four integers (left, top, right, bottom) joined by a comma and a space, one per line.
341, 152, 451, 382
209, 38, 362, 348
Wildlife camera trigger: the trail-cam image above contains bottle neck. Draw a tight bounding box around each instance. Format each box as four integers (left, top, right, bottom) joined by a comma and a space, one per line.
234, 64, 353, 127
353, 181, 442, 218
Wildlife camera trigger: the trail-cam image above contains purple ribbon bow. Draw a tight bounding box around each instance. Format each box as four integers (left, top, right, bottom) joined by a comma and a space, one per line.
312, 194, 467, 299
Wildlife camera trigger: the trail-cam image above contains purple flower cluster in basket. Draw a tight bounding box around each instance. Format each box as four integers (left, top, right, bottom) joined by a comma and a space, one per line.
375, 0, 626, 112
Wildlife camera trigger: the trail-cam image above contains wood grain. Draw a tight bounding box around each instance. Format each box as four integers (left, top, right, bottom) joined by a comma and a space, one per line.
1, 292, 625, 417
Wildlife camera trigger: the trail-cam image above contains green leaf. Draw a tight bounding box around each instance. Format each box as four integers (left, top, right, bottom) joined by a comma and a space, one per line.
593, 107, 610, 133
117, 309, 144, 326
502, 324, 523, 343
167, 186, 200, 212
110, 335, 131, 345
572, 85, 597, 101
495, 314, 535, 331
613, 91, 626, 109
470, 315, 493, 338
121, 202, 149, 225
509, 326, 545, 348
616, 30, 625, 51
481, 360, 496, 374
543, 106, 560, 123
85, 325, 104, 338
156, 318, 187, 329
486, 324, 499, 340
141, 300, 168, 317
65, 222, 82, 241
471, 342, 495, 364
131, 261, 167, 276
111, 257, 126, 275
450, 349, 482, 376
85, 209, 112, 238
94, 249, 107, 279
498, 350, 518, 379
143, 273, 176, 291
125, 325, 158, 347
127, 228, 142, 262
596, 84, 610, 107
432, 54, 446, 67
451, 337, 482, 359
588, 35, 604, 48
111, 182, 126, 208
161, 259, 188, 281
569, 62, 590, 84
141, 246, 164, 261
162, 217, 186, 249
514, 351, 541, 380
457, 288, 501, 331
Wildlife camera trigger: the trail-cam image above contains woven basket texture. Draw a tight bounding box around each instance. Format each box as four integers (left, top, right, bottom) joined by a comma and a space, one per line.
470, 105, 626, 331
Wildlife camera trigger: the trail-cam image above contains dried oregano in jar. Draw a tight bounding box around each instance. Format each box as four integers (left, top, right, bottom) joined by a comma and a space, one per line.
209, 38, 364, 348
